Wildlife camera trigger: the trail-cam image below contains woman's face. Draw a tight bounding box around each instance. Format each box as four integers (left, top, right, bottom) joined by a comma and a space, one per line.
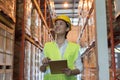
54, 20, 69, 35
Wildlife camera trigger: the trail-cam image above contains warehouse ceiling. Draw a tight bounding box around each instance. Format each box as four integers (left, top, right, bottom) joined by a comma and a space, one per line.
53, 0, 80, 26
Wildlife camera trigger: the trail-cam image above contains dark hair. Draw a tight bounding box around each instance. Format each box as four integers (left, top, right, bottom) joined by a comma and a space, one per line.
65, 32, 69, 39
65, 22, 70, 39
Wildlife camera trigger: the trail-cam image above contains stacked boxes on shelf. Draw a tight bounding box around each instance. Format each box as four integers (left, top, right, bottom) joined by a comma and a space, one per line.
0, 24, 14, 80
0, 26, 6, 80
0, 0, 16, 80
35, 47, 41, 80
78, 0, 95, 47
5, 29, 14, 80
0, 0, 16, 22
24, 0, 33, 36
0, 22, 14, 80
78, 0, 97, 80
16, 0, 52, 45
24, 41, 42, 80
30, 44, 35, 80
38, 17, 42, 45
24, 41, 31, 80
31, 8, 39, 42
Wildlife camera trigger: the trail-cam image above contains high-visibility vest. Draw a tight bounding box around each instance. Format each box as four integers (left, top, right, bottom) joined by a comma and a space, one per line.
44, 41, 80, 80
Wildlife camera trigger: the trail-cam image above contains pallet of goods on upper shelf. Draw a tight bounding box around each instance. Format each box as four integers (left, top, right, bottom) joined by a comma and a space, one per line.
24, 0, 33, 36
0, 24, 14, 65
0, 22, 14, 80
16, 0, 32, 36
31, 8, 39, 42
17, 0, 43, 44
0, 0, 16, 23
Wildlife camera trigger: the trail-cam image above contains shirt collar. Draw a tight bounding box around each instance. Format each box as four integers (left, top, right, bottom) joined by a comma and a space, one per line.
54, 39, 68, 47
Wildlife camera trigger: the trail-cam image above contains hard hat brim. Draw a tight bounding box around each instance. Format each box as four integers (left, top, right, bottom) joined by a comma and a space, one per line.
54, 18, 71, 27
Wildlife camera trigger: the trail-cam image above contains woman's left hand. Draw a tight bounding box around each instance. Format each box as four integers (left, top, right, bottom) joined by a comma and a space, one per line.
62, 68, 72, 76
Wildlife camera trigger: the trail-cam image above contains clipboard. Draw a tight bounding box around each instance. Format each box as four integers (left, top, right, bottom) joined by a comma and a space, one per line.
49, 60, 68, 74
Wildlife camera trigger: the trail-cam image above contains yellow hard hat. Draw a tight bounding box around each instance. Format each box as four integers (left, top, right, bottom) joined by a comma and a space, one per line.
54, 14, 71, 30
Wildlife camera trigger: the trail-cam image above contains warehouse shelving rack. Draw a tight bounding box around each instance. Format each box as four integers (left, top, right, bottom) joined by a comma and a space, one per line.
78, 0, 120, 80
14, 0, 54, 80
77, 0, 97, 79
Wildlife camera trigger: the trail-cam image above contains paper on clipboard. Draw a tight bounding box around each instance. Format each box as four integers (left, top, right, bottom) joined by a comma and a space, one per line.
49, 60, 68, 74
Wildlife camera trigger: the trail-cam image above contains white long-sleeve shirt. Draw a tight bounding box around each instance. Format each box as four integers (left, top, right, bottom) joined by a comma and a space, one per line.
40, 40, 83, 75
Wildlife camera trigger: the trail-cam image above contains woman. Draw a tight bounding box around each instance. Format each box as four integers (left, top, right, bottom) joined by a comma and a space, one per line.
40, 14, 83, 80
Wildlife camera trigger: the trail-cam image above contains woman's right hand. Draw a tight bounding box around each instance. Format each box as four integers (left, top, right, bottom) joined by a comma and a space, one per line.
42, 57, 51, 67
40, 57, 51, 72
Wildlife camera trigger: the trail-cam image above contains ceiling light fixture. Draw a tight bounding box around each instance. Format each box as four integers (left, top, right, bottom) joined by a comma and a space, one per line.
64, 2, 68, 8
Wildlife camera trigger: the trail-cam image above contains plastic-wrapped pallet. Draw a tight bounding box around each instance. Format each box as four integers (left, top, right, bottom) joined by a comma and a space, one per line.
6, 54, 13, 66
6, 31, 14, 54
35, 47, 39, 80
31, 8, 39, 42
0, 28, 6, 52
40, 25, 44, 45
37, 48, 42, 80
30, 44, 35, 80
38, 17, 42, 45
0, 28, 6, 66
24, 41, 31, 80
5, 31, 14, 67
25, 0, 32, 36
38, 49, 41, 80
0, 0, 16, 22
0, 53, 5, 65
39, 49, 43, 80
